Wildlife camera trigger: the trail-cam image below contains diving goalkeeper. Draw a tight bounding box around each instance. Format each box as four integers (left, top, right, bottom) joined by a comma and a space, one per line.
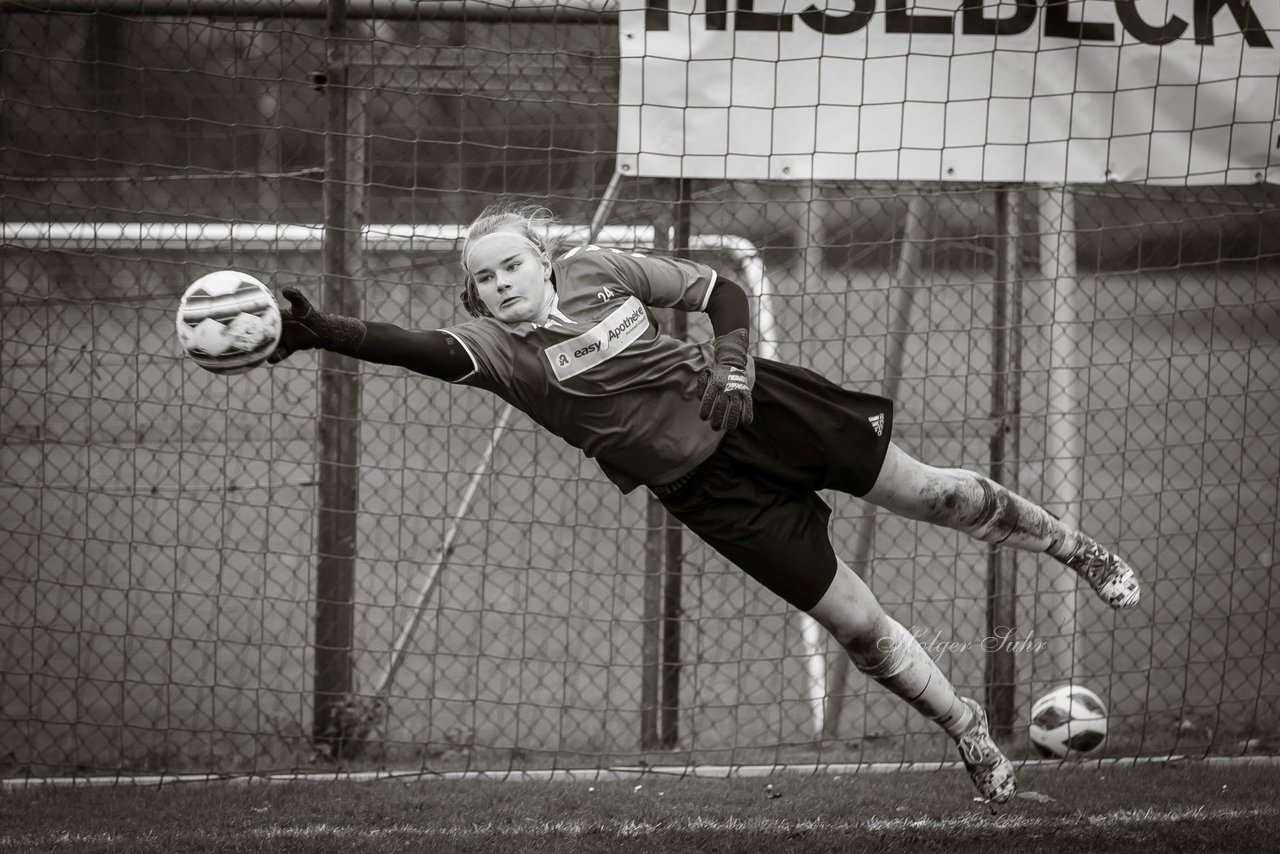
269, 201, 1141, 804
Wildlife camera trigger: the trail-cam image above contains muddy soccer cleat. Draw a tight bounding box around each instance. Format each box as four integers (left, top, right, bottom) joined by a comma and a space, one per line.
1062, 542, 1141, 609
955, 698, 1016, 804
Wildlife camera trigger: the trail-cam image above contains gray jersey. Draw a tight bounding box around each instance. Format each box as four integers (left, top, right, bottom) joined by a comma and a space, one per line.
443, 245, 726, 492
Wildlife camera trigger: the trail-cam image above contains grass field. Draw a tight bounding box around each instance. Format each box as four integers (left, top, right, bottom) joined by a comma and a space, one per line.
3, 760, 1279, 853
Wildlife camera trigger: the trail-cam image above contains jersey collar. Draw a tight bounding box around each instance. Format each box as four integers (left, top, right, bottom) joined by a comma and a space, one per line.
541, 292, 576, 328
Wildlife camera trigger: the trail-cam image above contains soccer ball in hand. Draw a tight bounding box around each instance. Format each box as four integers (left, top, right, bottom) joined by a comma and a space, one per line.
176, 271, 281, 375
1029, 684, 1108, 758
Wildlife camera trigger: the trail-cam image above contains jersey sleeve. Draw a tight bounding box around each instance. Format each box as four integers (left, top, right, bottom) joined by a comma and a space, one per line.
562, 245, 719, 312
438, 317, 517, 387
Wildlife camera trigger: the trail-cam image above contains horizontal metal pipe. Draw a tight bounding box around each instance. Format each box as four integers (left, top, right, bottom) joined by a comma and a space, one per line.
1, 221, 651, 250
0, 0, 619, 21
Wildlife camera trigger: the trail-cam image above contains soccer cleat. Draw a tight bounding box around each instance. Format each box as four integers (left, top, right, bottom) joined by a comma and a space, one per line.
955, 698, 1017, 804
1062, 542, 1141, 609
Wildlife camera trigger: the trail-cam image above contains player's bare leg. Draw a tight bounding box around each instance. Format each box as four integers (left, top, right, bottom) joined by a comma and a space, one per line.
807, 559, 1017, 804
862, 443, 1140, 609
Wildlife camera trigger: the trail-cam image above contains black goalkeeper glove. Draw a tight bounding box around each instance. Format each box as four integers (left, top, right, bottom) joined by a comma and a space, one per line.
268, 287, 368, 364
696, 328, 754, 432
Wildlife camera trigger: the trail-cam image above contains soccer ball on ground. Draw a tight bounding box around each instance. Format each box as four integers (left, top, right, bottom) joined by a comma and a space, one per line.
1029, 684, 1108, 758
176, 271, 281, 375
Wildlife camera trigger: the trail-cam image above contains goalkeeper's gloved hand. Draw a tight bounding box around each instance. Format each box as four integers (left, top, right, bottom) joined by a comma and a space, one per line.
696, 328, 754, 432
268, 287, 367, 364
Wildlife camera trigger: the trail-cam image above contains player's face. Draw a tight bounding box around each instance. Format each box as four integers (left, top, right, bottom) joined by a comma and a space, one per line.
467, 231, 555, 323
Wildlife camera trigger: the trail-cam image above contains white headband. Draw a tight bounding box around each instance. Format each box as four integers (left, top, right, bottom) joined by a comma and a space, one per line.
462, 230, 547, 275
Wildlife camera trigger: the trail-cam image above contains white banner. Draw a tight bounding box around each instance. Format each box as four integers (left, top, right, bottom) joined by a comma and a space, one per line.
617, 1, 1280, 184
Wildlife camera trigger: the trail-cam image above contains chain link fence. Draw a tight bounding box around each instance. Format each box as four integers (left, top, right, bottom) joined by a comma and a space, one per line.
2, 8, 1279, 776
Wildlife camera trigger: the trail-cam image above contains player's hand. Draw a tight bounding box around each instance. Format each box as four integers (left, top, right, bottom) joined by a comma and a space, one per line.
697, 360, 755, 431
268, 287, 324, 363
696, 329, 755, 431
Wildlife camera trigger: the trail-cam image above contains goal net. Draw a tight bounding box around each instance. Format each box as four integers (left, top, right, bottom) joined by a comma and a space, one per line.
2, 2, 1278, 778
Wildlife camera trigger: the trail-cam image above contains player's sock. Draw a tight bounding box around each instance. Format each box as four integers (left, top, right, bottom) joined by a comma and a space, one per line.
848, 616, 974, 738
951, 474, 1140, 608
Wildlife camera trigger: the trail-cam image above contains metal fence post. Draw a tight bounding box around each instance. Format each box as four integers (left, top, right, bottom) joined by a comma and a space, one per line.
659, 179, 693, 750
313, 0, 365, 755
986, 187, 1020, 738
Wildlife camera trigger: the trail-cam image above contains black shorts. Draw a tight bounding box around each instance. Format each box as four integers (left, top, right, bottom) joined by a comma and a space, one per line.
653, 358, 893, 612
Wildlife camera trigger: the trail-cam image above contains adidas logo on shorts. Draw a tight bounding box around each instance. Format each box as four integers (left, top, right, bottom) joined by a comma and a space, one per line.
869, 413, 885, 436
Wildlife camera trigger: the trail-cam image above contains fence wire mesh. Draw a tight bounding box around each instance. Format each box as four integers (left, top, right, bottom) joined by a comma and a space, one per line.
2, 9, 1279, 776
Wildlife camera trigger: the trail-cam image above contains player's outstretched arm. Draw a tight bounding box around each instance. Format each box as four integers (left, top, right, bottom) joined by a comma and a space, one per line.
268, 287, 474, 381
